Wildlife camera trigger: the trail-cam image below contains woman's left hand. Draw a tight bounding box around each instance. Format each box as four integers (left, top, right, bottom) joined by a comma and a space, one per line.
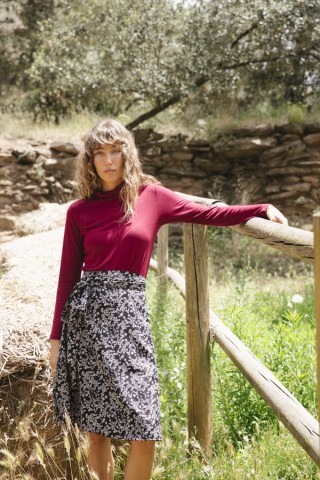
266, 204, 288, 225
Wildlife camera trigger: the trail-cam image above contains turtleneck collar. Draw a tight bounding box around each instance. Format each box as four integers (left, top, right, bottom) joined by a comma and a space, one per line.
93, 180, 125, 199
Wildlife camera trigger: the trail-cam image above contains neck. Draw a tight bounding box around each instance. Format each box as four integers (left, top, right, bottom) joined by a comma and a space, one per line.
101, 179, 124, 192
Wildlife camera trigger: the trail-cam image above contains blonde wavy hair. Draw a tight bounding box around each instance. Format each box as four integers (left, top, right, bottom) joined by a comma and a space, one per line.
76, 119, 160, 222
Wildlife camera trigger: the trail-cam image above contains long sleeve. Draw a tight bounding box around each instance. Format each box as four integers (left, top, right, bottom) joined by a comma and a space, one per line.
49, 204, 84, 340
154, 184, 269, 226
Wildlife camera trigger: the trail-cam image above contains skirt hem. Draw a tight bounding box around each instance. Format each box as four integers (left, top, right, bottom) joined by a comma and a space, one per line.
55, 417, 162, 441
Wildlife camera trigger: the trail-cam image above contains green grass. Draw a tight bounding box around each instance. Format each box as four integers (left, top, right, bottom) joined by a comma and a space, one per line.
1, 96, 320, 143
0, 229, 318, 478
147, 229, 317, 479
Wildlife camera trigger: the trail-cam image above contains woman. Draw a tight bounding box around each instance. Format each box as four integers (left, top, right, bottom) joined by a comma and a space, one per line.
49, 119, 287, 480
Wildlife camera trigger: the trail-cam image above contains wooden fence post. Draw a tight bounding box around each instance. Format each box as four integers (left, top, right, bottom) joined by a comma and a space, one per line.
157, 225, 168, 297
313, 212, 320, 431
183, 223, 212, 459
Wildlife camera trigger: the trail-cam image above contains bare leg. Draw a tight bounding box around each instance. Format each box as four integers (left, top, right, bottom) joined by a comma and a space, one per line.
86, 432, 114, 480
123, 440, 155, 480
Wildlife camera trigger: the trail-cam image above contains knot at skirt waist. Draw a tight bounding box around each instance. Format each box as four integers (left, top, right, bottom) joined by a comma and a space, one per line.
81, 270, 146, 290
61, 270, 146, 325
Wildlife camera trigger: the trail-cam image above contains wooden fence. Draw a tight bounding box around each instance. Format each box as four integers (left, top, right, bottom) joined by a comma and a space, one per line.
150, 192, 320, 466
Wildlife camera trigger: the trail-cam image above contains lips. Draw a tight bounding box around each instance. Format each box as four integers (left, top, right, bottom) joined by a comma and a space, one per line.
104, 169, 115, 173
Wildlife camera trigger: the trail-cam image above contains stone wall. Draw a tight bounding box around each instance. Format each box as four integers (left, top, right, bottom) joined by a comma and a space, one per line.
1, 122, 320, 232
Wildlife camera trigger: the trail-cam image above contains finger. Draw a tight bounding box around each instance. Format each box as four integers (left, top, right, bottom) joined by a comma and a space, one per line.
273, 210, 288, 225
267, 206, 288, 225
274, 214, 288, 225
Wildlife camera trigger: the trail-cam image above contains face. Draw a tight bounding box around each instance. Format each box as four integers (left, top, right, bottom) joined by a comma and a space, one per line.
93, 143, 124, 191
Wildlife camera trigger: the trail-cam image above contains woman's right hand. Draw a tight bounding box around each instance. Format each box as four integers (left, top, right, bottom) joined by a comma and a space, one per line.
49, 339, 61, 380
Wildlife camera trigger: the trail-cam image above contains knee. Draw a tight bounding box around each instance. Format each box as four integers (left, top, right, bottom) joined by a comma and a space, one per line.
86, 431, 111, 446
130, 440, 155, 454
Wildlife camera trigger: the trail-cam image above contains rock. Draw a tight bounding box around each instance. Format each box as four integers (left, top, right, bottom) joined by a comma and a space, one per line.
144, 146, 162, 157
36, 154, 50, 164
45, 176, 56, 183
194, 156, 230, 173
29, 197, 40, 208
302, 175, 318, 184
157, 139, 177, 149
50, 142, 79, 156
150, 132, 164, 141
53, 181, 64, 191
309, 188, 319, 202
268, 190, 298, 200
225, 124, 273, 138
303, 133, 320, 147
258, 140, 306, 163
280, 175, 301, 184
303, 123, 320, 134
17, 150, 37, 165
0, 152, 15, 164
186, 139, 210, 147
266, 166, 306, 176
282, 183, 311, 192
142, 156, 165, 169
170, 151, 194, 161
295, 196, 316, 206
43, 158, 58, 171
0, 216, 15, 231
265, 185, 281, 194
143, 166, 158, 175
22, 185, 42, 195
278, 134, 301, 144
215, 137, 277, 158
0, 194, 15, 204
54, 157, 76, 176
284, 152, 312, 164
12, 149, 24, 157
188, 146, 211, 153
0, 179, 13, 186
275, 123, 304, 135
0, 165, 14, 177
133, 129, 153, 144
162, 151, 194, 162
294, 160, 320, 169
161, 165, 207, 178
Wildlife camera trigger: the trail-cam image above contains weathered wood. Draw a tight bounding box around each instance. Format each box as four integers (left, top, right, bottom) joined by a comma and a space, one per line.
183, 224, 212, 458
175, 191, 314, 264
313, 211, 320, 426
210, 313, 320, 466
150, 258, 185, 294
157, 225, 169, 295
149, 258, 320, 466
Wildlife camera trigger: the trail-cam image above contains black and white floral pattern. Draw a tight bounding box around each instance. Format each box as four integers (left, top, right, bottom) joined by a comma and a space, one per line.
53, 270, 162, 440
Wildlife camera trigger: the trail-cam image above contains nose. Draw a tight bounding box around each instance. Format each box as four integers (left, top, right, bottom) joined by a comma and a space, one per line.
104, 153, 113, 164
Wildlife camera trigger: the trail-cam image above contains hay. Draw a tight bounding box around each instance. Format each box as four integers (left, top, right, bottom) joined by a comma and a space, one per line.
0, 328, 48, 379
0, 205, 70, 478
0, 204, 129, 479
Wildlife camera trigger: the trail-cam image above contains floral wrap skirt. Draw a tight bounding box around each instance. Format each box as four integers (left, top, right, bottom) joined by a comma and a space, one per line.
53, 270, 162, 441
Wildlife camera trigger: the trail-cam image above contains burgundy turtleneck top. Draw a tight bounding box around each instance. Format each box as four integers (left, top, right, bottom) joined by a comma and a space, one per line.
50, 181, 269, 340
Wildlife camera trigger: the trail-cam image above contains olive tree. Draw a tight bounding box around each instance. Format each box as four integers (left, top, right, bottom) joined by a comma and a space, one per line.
28, 0, 320, 125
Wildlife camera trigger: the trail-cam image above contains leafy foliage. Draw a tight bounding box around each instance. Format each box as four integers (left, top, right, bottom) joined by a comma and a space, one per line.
20, 0, 320, 122
0, 0, 54, 94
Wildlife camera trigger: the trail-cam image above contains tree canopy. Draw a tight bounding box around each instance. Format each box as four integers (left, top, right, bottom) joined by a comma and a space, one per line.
1, 0, 320, 125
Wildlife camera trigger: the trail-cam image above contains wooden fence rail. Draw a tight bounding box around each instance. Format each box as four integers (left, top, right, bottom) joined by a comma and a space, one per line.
176, 192, 314, 263
151, 209, 320, 465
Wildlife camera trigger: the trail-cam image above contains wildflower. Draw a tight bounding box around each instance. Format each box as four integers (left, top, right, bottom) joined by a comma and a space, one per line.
291, 294, 303, 304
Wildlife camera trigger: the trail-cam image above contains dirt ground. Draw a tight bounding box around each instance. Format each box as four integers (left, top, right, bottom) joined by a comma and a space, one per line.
0, 202, 71, 340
